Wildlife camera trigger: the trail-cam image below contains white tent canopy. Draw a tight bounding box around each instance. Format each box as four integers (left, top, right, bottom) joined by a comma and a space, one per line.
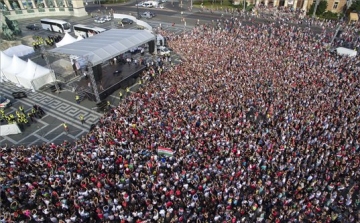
336, 47, 357, 57
0, 124, 22, 136
3, 44, 35, 57
2, 55, 28, 85
50, 29, 156, 66
16, 59, 54, 90
56, 33, 77, 48
0, 51, 13, 82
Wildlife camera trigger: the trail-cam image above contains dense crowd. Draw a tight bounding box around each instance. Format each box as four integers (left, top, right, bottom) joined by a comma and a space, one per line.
1, 16, 360, 223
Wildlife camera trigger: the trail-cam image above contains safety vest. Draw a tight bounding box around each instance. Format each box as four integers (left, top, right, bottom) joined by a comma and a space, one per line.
107, 101, 111, 106
63, 123, 67, 128
119, 92, 123, 97
126, 87, 130, 92
76, 95, 80, 100
79, 115, 84, 120
31, 108, 36, 114
19, 106, 24, 112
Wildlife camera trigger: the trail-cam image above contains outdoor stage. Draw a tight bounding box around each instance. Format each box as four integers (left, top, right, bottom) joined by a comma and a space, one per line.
78, 62, 146, 101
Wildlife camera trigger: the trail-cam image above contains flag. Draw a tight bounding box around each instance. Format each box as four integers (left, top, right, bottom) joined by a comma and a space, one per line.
157, 146, 174, 156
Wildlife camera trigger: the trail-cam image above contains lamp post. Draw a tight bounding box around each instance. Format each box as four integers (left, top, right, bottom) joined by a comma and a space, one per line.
135, 0, 140, 19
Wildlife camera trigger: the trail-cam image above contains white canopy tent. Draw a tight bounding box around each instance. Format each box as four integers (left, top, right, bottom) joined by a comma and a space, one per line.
3, 44, 35, 57
56, 33, 77, 48
0, 124, 22, 136
16, 59, 54, 90
49, 29, 156, 66
0, 51, 13, 82
2, 55, 28, 85
336, 47, 357, 57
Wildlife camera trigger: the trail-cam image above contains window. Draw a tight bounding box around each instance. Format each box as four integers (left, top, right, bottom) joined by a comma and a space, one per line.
333, 2, 339, 9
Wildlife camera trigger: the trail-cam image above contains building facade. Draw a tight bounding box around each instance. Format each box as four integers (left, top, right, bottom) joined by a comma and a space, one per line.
0, 0, 87, 20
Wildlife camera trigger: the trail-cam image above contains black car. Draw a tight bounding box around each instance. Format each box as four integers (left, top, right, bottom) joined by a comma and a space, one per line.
122, 18, 134, 24
26, 24, 40, 30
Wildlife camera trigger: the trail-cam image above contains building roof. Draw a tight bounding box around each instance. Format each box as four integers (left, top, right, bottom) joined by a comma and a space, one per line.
349, 13, 359, 22
49, 29, 155, 66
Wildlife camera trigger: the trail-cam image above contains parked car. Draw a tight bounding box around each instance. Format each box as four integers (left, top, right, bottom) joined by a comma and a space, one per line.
141, 11, 155, 19
94, 17, 102, 23
135, 2, 144, 6
104, 16, 112, 21
0, 96, 12, 108
26, 24, 40, 30
12, 92, 27, 99
159, 4, 164, 9
158, 46, 171, 56
122, 18, 134, 24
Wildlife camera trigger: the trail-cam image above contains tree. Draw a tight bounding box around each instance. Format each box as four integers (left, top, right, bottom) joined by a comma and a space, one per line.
307, 0, 328, 16
346, 0, 360, 14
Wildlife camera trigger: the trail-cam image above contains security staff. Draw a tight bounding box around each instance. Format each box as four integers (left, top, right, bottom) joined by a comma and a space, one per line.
23, 117, 30, 127
19, 105, 24, 114
9, 114, 15, 122
17, 118, 24, 131
5, 115, 11, 124
28, 112, 34, 123
0, 108, 4, 122
79, 114, 85, 125
16, 110, 21, 118
31, 107, 38, 118
62, 123, 68, 133
75, 95, 81, 104
107, 101, 111, 109
119, 91, 123, 99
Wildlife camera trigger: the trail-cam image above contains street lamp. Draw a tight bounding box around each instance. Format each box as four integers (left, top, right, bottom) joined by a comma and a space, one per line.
135, 0, 140, 19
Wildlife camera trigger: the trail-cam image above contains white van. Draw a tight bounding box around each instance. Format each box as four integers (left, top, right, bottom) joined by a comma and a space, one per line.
143, 2, 153, 7
143, 1, 159, 7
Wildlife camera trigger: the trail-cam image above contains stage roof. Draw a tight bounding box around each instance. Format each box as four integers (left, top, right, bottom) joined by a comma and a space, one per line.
49, 29, 155, 66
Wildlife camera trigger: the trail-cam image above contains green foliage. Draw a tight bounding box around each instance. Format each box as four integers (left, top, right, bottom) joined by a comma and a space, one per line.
2, 24, 15, 40
307, 0, 328, 16
5, 16, 14, 31
320, 11, 339, 20
347, 0, 360, 13
246, 4, 254, 11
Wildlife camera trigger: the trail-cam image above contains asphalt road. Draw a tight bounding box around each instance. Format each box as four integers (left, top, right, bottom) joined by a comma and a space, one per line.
84, 1, 326, 33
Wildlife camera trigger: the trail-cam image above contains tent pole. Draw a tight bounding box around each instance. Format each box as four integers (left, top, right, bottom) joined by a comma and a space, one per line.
40, 45, 60, 93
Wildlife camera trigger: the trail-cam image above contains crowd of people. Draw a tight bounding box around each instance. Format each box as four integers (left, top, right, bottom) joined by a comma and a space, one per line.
1, 15, 360, 223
